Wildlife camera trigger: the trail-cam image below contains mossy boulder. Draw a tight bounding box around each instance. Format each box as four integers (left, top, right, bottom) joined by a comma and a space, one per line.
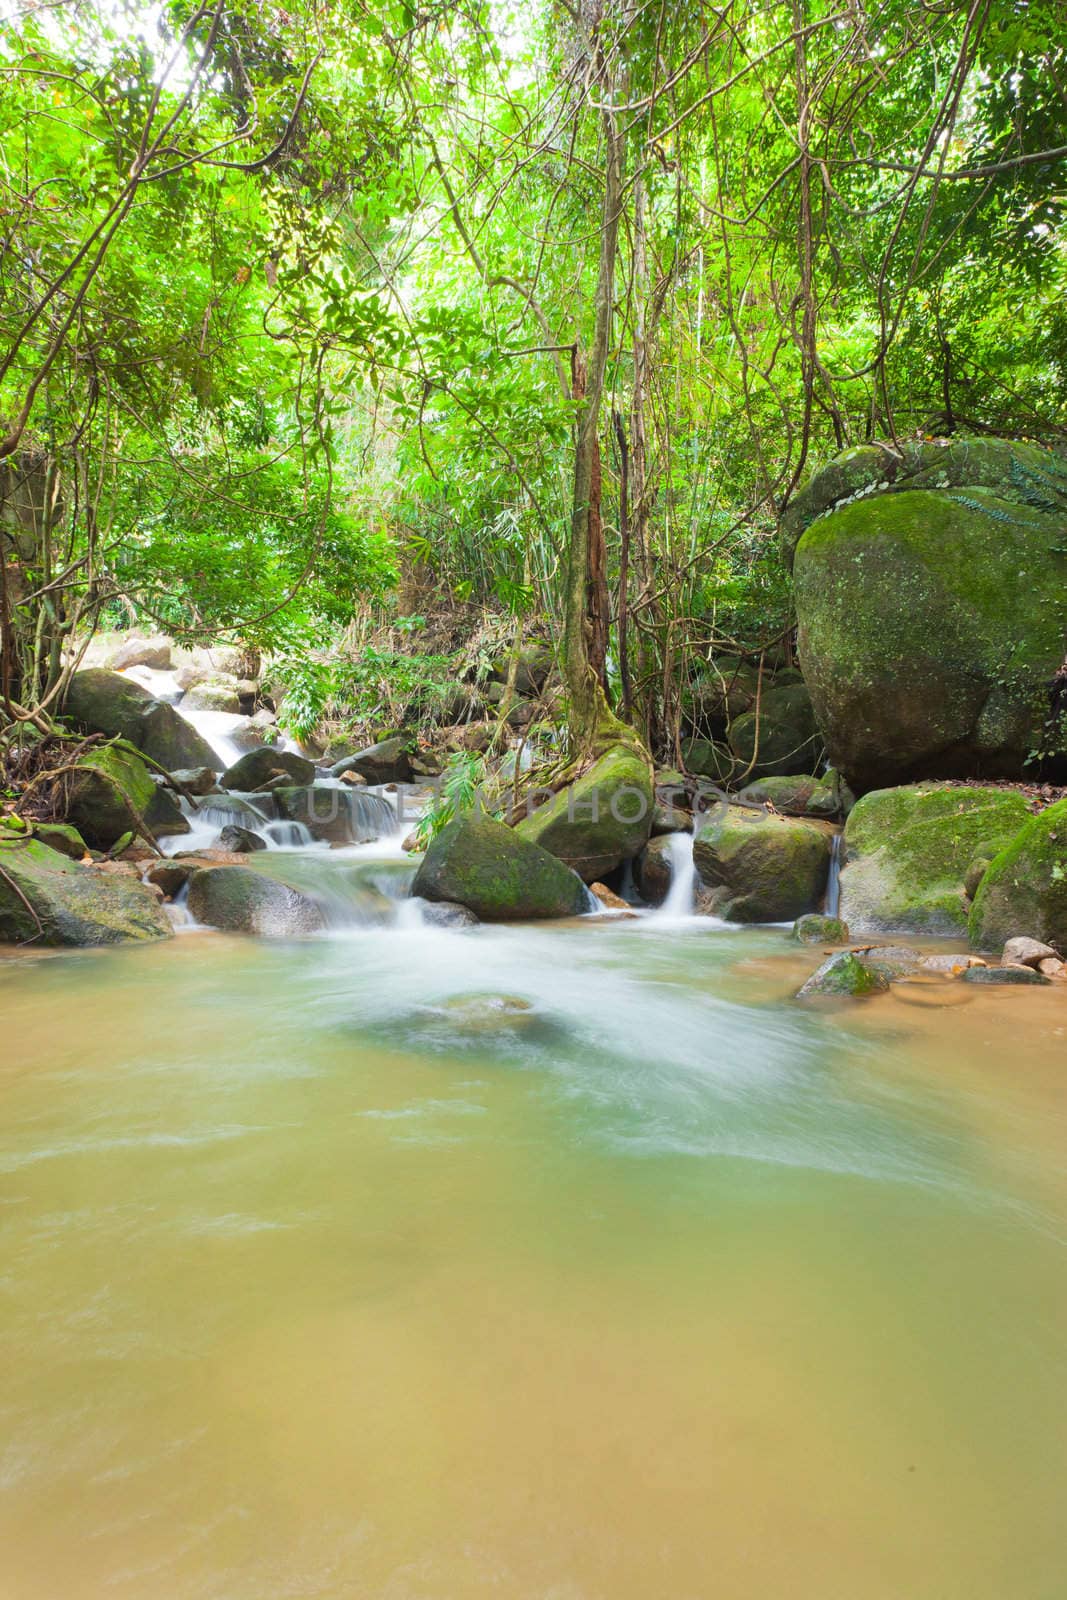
738, 772, 847, 819
692, 806, 833, 922
221, 747, 316, 791
968, 798, 1067, 953
186, 865, 326, 935
681, 736, 734, 783
515, 745, 653, 880
839, 782, 1031, 938
31, 821, 87, 860
64, 669, 218, 772
684, 657, 760, 731
65, 744, 188, 850
785, 439, 1067, 789
0, 838, 172, 946
329, 736, 413, 785
412, 815, 589, 921
489, 642, 553, 695
792, 913, 850, 944
796, 950, 890, 999
727, 683, 822, 780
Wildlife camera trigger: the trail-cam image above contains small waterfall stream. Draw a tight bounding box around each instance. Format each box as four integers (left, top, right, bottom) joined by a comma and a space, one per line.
653, 829, 698, 919
824, 831, 843, 917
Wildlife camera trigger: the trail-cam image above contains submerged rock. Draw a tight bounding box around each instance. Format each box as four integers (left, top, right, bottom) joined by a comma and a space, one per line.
921, 952, 986, 976
693, 806, 833, 922
851, 944, 925, 980
792, 913, 850, 944
415, 899, 479, 928
969, 799, 1067, 953
0, 838, 173, 945
186, 866, 325, 935
796, 950, 890, 999
514, 745, 653, 881
839, 783, 1031, 938
216, 825, 266, 853
783, 438, 1067, 789
221, 748, 316, 791
412, 815, 589, 921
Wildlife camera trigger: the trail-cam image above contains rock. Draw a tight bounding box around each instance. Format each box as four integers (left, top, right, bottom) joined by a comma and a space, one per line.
590, 882, 635, 913
273, 784, 395, 846
489, 642, 553, 695
681, 736, 733, 782
792, 913, 850, 944
796, 950, 890, 999
685, 658, 760, 729
738, 772, 848, 819
969, 800, 1067, 953
170, 766, 218, 796
107, 635, 172, 672
1002, 935, 1059, 969
1038, 958, 1067, 980
783, 438, 1067, 789
31, 822, 88, 861
727, 683, 822, 780
635, 835, 674, 905
65, 744, 188, 850
415, 899, 480, 928
330, 736, 413, 785
181, 681, 241, 714
144, 860, 193, 897
339, 769, 367, 786
0, 838, 173, 945
221, 748, 316, 791
921, 952, 986, 976
514, 745, 653, 881
63, 670, 218, 771
216, 825, 266, 853
693, 806, 833, 922
839, 783, 1031, 938
412, 815, 589, 921
961, 964, 1051, 986
651, 802, 691, 835
419, 993, 541, 1034
964, 855, 994, 900
851, 944, 924, 980
175, 664, 205, 691
186, 866, 325, 935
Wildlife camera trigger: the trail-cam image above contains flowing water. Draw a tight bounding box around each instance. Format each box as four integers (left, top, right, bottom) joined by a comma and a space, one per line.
2, 875, 1067, 1599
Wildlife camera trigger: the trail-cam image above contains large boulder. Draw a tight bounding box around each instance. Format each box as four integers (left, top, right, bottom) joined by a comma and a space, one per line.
0, 838, 172, 945
186, 866, 326, 935
63, 669, 218, 771
738, 772, 850, 819
65, 744, 188, 850
330, 736, 413, 785
221, 747, 315, 791
412, 815, 589, 921
693, 805, 834, 921
106, 635, 172, 672
180, 681, 241, 714
968, 798, 1067, 953
784, 439, 1067, 789
839, 782, 1031, 938
726, 683, 822, 780
514, 745, 653, 880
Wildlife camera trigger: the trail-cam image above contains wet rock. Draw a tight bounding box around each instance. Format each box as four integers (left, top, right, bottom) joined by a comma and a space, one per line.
0, 838, 173, 945
66, 744, 188, 850
515, 744, 653, 881
969, 799, 1067, 953
1002, 935, 1059, 969
273, 784, 395, 845
330, 736, 413, 785
340, 769, 367, 786
651, 801, 691, 836
186, 865, 325, 935
839, 783, 1031, 939
590, 882, 636, 914
216, 825, 266, 853
921, 952, 986, 976
415, 899, 479, 928
693, 806, 833, 922
796, 951, 890, 999
635, 836, 674, 906
412, 815, 589, 921
792, 913, 850, 944
107, 635, 172, 672
144, 860, 194, 897
962, 964, 1051, 986
181, 681, 241, 714
221, 748, 316, 791
852, 944, 924, 980
137, 699, 220, 772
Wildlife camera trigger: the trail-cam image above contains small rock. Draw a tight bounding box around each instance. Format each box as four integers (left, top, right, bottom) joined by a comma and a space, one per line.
962, 965, 1051, 986
216, 825, 266, 853
144, 860, 193, 897
797, 951, 890, 999
416, 899, 479, 928
792, 913, 850, 945
1002, 936, 1059, 970
339, 770, 367, 786
921, 952, 986, 976
590, 882, 637, 914
1037, 957, 1067, 980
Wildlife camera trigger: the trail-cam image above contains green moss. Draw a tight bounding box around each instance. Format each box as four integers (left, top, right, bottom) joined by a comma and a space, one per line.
413, 815, 590, 920
0, 837, 172, 945
66, 744, 187, 849
693, 806, 833, 921
515, 745, 653, 881
796, 950, 890, 999
792, 913, 850, 944
968, 798, 1067, 952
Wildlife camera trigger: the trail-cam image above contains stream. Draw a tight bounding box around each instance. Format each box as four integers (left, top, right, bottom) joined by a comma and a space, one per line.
2, 690, 1067, 1597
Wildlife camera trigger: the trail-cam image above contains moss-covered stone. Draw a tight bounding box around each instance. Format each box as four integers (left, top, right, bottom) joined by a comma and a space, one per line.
0, 837, 173, 945
692, 805, 833, 922
839, 783, 1031, 937
787, 440, 1067, 788
968, 798, 1067, 953
412, 815, 589, 920
63, 668, 218, 771
738, 772, 845, 818
186, 865, 326, 935
796, 950, 890, 999
792, 913, 850, 944
31, 821, 87, 860
680, 736, 734, 783
727, 683, 822, 780
515, 745, 653, 880
66, 744, 188, 850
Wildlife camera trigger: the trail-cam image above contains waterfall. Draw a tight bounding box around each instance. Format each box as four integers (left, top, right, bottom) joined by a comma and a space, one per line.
824, 831, 843, 917
654, 829, 697, 919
